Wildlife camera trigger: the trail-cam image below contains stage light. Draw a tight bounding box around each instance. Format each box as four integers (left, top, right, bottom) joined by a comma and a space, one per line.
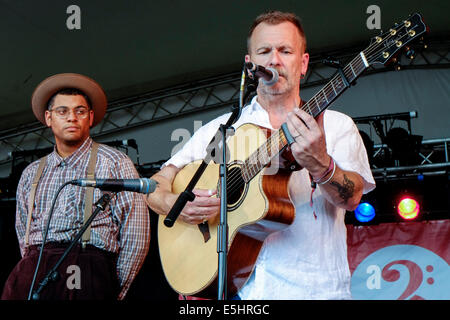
355, 202, 376, 222
397, 197, 420, 220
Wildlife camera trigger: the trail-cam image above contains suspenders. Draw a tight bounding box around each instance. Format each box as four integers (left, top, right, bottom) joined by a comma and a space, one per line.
24, 156, 47, 247
82, 141, 99, 248
24, 141, 99, 249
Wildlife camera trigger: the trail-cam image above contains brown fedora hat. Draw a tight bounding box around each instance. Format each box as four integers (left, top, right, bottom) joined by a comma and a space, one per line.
31, 73, 107, 127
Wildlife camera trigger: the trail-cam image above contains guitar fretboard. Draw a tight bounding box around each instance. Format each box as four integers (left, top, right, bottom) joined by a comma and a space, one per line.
241, 52, 369, 182
303, 52, 369, 118
241, 129, 288, 182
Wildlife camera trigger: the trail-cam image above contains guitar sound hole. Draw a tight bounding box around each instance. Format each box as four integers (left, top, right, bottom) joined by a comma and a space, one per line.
226, 165, 246, 210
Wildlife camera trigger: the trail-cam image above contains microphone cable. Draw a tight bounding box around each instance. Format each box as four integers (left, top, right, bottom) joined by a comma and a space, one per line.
27, 181, 72, 300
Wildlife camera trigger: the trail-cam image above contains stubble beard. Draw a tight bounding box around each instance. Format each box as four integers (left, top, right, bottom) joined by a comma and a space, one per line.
258, 76, 296, 98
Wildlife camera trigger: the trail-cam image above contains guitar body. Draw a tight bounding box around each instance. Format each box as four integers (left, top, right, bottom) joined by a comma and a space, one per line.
158, 123, 295, 298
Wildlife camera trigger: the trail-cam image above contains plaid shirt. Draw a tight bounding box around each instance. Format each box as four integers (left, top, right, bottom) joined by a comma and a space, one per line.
15, 137, 150, 299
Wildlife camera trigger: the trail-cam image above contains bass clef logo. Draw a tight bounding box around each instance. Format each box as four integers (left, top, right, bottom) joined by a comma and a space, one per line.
351, 245, 449, 300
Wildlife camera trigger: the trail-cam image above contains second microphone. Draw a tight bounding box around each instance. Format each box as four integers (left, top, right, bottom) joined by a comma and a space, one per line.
70, 178, 158, 194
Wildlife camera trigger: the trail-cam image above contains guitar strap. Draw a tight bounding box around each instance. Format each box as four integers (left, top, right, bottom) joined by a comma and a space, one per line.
24, 141, 99, 249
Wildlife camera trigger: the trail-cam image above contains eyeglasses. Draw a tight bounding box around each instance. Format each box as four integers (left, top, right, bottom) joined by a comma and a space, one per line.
49, 106, 90, 119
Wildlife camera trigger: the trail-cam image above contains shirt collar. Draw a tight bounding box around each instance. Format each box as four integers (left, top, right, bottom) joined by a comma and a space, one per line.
245, 95, 273, 130
47, 137, 93, 168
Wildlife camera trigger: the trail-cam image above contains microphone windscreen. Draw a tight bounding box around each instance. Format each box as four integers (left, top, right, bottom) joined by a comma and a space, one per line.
262, 67, 279, 86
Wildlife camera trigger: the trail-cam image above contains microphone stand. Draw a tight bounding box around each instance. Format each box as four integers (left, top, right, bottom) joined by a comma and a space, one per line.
217, 70, 257, 300
216, 122, 232, 300
30, 193, 112, 300
163, 64, 256, 300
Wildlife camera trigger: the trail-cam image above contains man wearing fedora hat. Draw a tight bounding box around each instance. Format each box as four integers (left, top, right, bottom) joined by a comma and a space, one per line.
2, 73, 150, 300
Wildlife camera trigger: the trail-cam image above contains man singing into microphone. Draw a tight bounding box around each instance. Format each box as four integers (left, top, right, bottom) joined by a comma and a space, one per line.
147, 11, 374, 299
2, 73, 150, 300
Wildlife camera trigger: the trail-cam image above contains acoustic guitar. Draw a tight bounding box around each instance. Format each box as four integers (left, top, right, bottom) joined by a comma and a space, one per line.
158, 13, 427, 298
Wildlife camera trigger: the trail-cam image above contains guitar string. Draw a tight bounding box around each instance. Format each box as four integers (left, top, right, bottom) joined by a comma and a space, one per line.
223, 23, 415, 195
226, 131, 284, 195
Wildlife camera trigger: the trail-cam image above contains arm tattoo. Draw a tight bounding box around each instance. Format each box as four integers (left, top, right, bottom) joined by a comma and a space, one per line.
330, 174, 355, 203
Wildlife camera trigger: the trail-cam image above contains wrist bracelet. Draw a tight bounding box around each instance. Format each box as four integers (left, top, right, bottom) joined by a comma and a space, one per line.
312, 157, 334, 183
318, 159, 336, 185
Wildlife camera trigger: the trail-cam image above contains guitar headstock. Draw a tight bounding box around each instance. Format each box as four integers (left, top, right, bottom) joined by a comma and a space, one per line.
364, 13, 428, 66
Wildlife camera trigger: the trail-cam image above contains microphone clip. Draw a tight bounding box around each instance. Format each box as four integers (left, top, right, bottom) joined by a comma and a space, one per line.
95, 193, 111, 210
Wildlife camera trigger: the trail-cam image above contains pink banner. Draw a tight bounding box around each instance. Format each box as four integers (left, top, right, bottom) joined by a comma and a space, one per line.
347, 219, 450, 300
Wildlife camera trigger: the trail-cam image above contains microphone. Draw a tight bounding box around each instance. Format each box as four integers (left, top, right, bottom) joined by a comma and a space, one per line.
70, 178, 158, 194
245, 62, 279, 86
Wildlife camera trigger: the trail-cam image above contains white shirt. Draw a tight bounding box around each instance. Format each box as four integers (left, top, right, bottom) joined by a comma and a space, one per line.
165, 96, 375, 299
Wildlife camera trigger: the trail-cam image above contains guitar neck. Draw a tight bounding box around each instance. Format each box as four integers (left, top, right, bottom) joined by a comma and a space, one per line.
301, 52, 369, 118
242, 52, 369, 182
